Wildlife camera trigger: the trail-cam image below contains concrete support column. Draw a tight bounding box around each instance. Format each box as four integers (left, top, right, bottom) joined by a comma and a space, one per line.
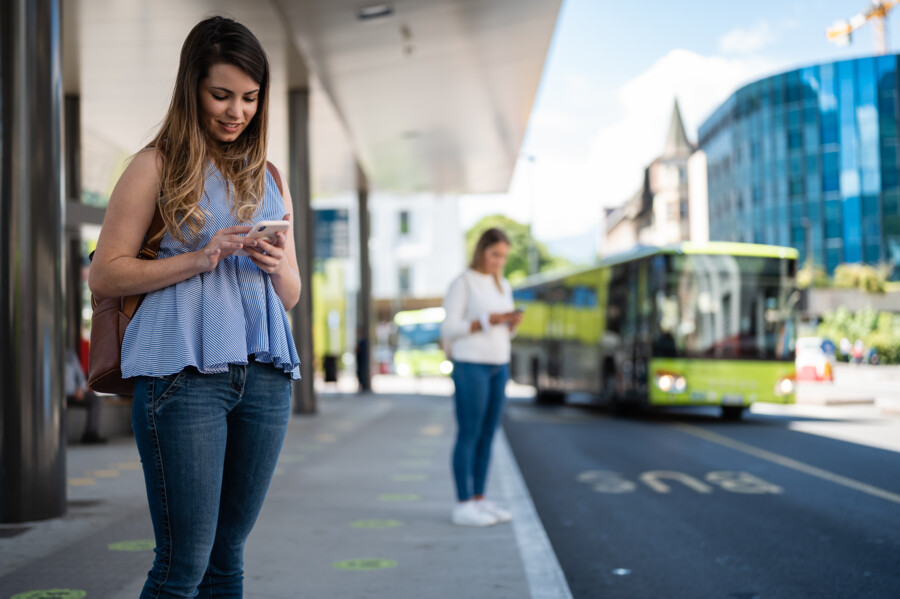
0, 0, 67, 522
288, 88, 316, 414
356, 166, 372, 392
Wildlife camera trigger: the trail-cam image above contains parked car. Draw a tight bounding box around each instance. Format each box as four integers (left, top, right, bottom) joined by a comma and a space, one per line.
795, 336, 835, 381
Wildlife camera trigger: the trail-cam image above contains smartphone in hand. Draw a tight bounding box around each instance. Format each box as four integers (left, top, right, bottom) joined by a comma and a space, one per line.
236, 220, 289, 256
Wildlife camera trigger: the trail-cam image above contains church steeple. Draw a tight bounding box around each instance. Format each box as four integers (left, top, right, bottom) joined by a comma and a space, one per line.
663, 98, 692, 157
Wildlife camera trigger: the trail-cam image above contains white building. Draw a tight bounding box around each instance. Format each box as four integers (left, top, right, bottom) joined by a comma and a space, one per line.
370, 193, 466, 319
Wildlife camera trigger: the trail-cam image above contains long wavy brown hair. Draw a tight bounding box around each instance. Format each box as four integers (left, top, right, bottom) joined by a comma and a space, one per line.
470, 227, 510, 292
149, 16, 270, 245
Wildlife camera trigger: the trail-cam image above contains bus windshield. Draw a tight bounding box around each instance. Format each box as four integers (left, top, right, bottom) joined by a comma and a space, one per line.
654, 254, 797, 361
396, 321, 442, 349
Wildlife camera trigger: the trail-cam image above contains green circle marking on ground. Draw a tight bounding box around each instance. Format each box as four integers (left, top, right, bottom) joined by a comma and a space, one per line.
378, 493, 421, 502
11, 590, 87, 599
333, 558, 398, 571
391, 474, 427, 482
108, 539, 155, 552
350, 519, 404, 529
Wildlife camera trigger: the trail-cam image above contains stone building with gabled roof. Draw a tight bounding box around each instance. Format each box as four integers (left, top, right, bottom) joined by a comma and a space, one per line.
604, 99, 697, 255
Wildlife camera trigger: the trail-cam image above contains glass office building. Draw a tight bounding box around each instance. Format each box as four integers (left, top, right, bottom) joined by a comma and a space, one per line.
698, 55, 900, 275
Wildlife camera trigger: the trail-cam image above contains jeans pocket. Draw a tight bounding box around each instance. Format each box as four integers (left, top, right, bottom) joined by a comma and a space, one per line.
150, 370, 187, 410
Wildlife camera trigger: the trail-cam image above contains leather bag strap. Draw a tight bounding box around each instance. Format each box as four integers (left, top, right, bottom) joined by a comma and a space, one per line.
137, 206, 166, 261
266, 161, 284, 197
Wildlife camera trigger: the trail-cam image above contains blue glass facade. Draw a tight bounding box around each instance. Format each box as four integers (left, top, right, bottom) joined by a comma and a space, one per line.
698, 55, 900, 275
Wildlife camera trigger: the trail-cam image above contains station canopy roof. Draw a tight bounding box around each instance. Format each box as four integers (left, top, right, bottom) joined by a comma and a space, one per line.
275, 0, 562, 194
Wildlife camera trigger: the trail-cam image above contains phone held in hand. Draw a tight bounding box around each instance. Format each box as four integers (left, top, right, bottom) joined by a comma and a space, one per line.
236, 220, 289, 256
513, 306, 526, 313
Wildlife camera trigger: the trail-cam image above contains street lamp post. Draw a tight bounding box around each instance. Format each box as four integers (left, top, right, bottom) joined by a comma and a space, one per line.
521, 153, 538, 275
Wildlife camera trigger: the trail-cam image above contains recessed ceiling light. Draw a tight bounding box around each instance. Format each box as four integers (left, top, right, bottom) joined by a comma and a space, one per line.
357, 4, 394, 21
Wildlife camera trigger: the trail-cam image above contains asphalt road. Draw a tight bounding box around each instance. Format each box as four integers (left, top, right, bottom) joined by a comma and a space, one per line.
502, 400, 900, 599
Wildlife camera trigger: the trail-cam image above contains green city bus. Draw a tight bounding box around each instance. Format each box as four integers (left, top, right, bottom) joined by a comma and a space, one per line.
393, 307, 453, 377
510, 242, 799, 420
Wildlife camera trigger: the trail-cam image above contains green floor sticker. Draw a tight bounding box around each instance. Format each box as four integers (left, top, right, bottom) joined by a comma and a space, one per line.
108, 539, 155, 551
350, 519, 404, 528
378, 493, 421, 502
391, 474, 427, 482
279, 455, 305, 463
333, 558, 398, 571
12, 591, 87, 599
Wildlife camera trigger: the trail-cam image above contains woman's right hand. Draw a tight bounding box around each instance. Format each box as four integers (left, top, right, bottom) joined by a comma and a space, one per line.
196, 225, 253, 271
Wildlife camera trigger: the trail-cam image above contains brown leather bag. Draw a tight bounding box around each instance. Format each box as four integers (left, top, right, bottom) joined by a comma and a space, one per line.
87, 208, 165, 395
86, 162, 284, 395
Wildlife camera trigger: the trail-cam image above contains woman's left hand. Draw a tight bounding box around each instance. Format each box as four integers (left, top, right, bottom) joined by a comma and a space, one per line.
246, 219, 289, 275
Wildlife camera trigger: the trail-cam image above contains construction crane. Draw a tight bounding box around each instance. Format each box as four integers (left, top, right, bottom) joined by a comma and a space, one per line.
827, 1, 900, 55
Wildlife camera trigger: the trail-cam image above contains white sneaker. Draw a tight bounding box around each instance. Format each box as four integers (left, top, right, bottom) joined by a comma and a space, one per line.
452, 500, 498, 527
476, 499, 512, 523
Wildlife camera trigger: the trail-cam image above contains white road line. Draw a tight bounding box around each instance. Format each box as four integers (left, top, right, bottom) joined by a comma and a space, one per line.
673, 423, 900, 505
494, 429, 574, 599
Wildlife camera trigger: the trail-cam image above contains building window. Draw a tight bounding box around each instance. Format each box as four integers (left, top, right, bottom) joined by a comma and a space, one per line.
398, 267, 411, 294
399, 211, 410, 235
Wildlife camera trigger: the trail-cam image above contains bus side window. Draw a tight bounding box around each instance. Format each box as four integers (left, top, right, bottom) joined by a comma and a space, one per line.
607, 264, 628, 334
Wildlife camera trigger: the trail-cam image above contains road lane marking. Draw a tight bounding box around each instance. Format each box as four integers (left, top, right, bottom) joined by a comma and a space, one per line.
576, 470, 782, 494
706, 471, 783, 494
672, 423, 900, 505
577, 470, 637, 493
495, 430, 574, 599
640, 471, 713, 494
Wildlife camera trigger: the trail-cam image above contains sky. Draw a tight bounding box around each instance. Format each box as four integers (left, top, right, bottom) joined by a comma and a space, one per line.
459, 0, 891, 258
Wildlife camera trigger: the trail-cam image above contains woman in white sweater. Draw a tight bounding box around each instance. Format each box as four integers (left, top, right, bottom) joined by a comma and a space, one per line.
441, 228, 523, 526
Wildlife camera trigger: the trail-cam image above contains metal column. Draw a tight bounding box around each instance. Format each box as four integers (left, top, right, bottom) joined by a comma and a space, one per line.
0, 0, 67, 522
288, 88, 316, 414
356, 167, 373, 392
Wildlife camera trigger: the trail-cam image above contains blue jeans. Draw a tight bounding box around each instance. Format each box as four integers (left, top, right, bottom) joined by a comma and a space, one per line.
451, 361, 509, 502
133, 359, 291, 598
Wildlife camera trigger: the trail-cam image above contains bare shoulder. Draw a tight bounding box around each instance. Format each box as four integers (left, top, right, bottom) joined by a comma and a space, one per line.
126, 147, 164, 180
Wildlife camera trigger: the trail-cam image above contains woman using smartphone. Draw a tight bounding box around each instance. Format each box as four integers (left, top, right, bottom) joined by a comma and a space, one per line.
89, 17, 300, 597
441, 227, 523, 526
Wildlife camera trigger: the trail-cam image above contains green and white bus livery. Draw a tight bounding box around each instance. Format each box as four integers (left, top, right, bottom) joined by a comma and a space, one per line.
510, 242, 798, 420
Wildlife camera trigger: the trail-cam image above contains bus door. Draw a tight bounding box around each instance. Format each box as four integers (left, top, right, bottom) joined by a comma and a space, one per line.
608, 260, 651, 399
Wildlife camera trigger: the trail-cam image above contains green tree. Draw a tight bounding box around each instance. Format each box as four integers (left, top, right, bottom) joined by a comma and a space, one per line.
465, 214, 573, 283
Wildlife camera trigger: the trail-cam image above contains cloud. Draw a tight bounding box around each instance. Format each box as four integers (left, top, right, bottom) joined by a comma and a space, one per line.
718, 20, 776, 55
587, 49, 776, 209
462, 49, 780, 244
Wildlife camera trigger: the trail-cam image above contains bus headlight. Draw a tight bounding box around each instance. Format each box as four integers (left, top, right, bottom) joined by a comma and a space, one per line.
656, 372, 687, 393
774, 376, 795, 396
440, 360, 453, 375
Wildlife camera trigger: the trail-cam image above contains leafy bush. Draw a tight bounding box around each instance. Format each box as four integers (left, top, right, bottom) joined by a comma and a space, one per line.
796, 261, 830, 289
817, 307, 900, 364
832, 263, 888, 293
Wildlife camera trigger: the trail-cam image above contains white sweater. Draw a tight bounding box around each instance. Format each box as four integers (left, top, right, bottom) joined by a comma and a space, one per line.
441, 269, 515, 365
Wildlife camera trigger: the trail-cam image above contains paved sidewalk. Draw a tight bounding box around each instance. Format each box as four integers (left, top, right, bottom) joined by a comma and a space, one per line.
0, 392, 571, 599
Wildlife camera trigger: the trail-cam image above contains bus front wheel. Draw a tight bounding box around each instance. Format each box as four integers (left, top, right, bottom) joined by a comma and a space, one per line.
721, 406, 745, 421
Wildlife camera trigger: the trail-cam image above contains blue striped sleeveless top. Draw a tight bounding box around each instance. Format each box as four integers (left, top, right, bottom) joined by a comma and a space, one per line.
121, 163, 301, 380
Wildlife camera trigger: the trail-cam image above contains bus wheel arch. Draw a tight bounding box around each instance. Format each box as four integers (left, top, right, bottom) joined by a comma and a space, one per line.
721, 406, 745, 421
533, 356, 565, 405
